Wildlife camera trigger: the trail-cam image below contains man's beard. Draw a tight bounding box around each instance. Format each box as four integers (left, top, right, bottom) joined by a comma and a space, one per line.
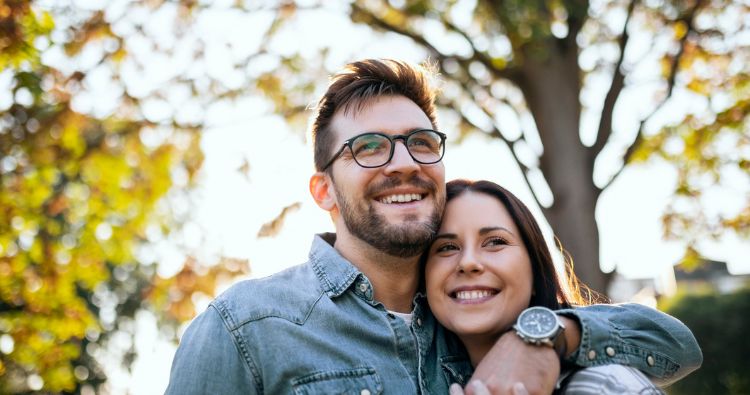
335, 176, 443, 258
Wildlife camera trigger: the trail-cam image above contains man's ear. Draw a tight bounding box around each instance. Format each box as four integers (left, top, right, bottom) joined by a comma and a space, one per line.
309, 172, 336, 212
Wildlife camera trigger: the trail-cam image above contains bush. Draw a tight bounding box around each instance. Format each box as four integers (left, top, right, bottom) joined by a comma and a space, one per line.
662, 285, 750, 395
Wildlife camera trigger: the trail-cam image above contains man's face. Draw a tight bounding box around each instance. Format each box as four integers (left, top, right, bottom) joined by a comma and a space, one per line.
327, 95, 446, 257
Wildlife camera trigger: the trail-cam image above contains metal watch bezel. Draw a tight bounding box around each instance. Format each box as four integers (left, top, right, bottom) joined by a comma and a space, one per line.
513, 306, 565, 345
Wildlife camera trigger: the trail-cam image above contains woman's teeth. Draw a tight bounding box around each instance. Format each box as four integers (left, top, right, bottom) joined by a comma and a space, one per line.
454, 290, 496, 300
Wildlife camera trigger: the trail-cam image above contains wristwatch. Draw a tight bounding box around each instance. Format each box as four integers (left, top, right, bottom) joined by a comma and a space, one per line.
513, 306, 567, 358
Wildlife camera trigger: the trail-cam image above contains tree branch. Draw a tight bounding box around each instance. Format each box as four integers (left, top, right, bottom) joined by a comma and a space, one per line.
350, 3, 520, 86
590, 0, 637, 160
443, 76, 542, 208
350, 3, 442, 59
437, 15, 517, 81
603, 0, 705, 191
563, 0, 590, 43
450, 104, 541, 206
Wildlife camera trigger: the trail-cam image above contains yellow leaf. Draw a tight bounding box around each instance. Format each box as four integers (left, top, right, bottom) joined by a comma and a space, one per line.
686, 79, 708, 95
491, 57, 507, 70
674, 20, 688, 40
38, 10, 56, 32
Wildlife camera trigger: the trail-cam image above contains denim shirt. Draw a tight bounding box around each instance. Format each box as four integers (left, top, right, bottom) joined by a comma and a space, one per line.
165, 234, 701, 394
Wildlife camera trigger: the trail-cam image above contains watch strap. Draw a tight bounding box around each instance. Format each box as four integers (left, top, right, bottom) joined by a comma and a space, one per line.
553, 328, 567, 359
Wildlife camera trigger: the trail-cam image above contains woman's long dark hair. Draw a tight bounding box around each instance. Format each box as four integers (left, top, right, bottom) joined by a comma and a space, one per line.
441, 179, 591, 308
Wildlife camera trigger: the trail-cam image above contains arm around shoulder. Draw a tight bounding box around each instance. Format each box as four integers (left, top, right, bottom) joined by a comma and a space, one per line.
165, 305, 260, 395
557, 303, 702, 386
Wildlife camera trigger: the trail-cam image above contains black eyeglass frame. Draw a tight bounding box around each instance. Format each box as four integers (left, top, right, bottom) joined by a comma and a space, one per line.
322, 128, 447, 171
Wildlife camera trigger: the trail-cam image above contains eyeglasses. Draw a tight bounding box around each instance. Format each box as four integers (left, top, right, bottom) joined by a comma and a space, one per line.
322, 129, 447, 170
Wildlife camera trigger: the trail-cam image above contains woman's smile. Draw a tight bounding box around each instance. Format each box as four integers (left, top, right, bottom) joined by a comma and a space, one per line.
449, 286, 500, 304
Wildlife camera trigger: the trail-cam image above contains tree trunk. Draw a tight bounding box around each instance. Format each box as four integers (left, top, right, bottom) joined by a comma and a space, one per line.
514, 40, 613, 296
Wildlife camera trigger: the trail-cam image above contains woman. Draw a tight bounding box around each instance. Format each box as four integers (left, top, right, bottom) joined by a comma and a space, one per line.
425, 179, 663, 394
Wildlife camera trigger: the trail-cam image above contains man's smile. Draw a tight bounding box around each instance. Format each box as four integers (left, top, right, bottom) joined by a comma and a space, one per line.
377, 193, 425, 204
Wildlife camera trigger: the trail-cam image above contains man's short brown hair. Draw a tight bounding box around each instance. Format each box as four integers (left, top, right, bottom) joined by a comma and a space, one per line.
310, 59, 439, 172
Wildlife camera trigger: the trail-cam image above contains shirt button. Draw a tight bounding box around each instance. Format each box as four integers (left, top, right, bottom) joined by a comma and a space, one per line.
606, 346, 616, 357
647, 355, 655, 366
361, 390, 371, 395
358, 283, 368, 293
587, 350, 596, 360
416, 318, 422, 327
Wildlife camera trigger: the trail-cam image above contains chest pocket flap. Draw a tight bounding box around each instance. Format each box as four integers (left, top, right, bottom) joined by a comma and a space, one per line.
292, 367, 383, 395
440, 355, 473, 388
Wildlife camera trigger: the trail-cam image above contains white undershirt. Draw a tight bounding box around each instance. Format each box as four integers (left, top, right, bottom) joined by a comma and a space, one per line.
388, 310, 413, 326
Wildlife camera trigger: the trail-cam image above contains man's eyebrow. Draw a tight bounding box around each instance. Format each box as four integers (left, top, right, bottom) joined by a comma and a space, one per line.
359, 127, 432, 135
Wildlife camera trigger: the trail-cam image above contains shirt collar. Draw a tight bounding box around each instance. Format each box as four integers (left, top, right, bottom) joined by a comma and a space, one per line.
309, 233, 362, 298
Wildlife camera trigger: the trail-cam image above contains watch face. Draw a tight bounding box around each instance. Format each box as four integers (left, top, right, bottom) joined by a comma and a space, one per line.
518, 307, 559, 338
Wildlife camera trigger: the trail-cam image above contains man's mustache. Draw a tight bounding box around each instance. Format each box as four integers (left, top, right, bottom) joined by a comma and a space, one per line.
366, 174, 437, 197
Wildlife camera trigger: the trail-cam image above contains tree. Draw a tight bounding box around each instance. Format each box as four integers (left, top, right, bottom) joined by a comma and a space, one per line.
0, 2, 248, 393
257, 0, 750, 294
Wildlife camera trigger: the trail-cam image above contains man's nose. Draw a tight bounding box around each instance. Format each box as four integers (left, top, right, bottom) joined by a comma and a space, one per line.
383, 141, 419, 175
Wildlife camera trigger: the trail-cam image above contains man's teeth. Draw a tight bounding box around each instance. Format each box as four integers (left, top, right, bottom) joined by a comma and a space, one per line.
379, 194, 423, 204
454, 290, 495, 300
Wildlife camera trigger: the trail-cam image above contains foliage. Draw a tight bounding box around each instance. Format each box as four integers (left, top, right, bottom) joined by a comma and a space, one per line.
634, 80, 750, 261
253, 0, 750, 293
0, 1, 249, 393
661, 285, 750, 395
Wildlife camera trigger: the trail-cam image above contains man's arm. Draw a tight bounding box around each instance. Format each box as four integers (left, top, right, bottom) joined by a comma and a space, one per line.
557, 303, 702, 385
165, 306, 259, 395
468, 303, 702, 395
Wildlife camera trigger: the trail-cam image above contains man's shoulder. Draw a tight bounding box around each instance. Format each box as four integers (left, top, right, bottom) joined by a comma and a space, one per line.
210, 262, 324, 330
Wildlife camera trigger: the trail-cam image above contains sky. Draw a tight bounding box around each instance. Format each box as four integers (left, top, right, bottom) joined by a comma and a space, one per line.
26, 1, 749, 394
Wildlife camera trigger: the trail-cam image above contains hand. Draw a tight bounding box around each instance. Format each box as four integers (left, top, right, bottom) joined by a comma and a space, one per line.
453, 382, 529, 395
467, 331, 560, 395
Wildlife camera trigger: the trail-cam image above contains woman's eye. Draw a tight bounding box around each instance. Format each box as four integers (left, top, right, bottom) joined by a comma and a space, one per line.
435, 243, 458, 253
484, 237, 508, 247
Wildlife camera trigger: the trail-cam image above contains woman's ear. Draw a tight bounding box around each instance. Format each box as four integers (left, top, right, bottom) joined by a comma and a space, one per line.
309, 172, 336, 211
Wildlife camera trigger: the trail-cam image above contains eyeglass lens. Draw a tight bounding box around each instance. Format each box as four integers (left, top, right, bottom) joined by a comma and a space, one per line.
351, 130, 444, 167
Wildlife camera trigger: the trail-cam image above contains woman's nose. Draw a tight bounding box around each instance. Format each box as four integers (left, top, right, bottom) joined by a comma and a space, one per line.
457, 251, 484, 274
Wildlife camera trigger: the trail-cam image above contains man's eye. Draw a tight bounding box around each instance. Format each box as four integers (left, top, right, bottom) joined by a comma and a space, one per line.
356, 142, 380, 152
353, 141, 387, 156
408, 138, 438, 151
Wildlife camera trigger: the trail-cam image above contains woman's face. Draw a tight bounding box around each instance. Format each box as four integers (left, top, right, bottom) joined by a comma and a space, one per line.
426, 191, 533, 341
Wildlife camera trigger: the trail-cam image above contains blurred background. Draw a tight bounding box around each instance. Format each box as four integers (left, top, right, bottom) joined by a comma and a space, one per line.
1, 0, 748, 394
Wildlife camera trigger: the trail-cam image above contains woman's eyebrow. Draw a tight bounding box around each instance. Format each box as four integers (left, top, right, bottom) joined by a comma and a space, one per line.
433, 233, 457, 240
478, 226, 512, 235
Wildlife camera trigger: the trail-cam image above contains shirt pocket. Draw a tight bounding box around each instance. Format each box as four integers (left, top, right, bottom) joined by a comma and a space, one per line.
292, 367, 383, 395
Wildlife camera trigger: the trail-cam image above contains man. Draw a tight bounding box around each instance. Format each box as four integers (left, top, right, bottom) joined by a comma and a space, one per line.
165, 59, 701, 394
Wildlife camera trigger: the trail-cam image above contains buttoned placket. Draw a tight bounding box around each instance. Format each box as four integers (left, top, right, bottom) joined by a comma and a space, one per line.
412, 294, 437, 394
352, 277, 426, 393
388, 298, 423, 392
